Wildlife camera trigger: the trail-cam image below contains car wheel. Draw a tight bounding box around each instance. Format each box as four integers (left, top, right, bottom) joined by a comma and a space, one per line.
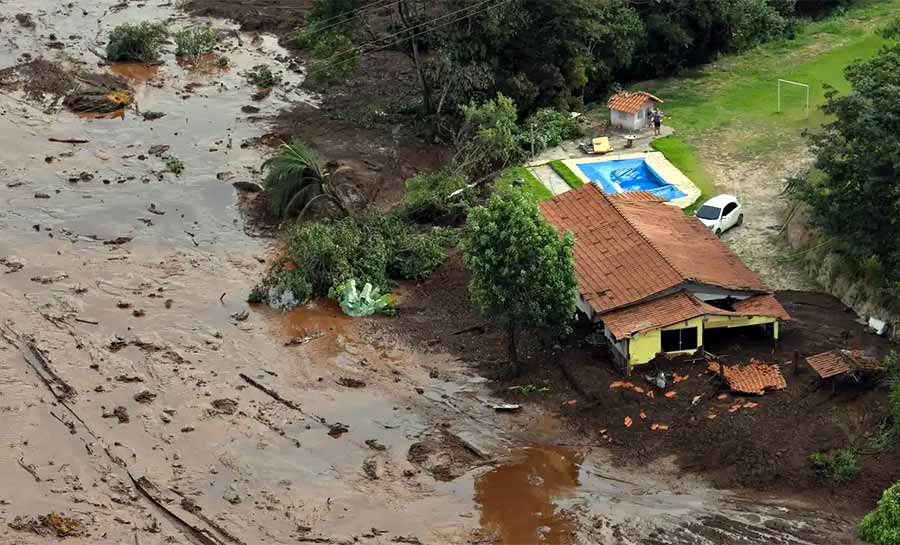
737, 214, 744, 226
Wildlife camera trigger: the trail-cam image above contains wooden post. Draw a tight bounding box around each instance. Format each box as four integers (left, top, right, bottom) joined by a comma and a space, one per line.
793, 350, 801, 376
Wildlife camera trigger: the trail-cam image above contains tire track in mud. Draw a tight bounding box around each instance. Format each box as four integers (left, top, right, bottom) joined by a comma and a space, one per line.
1, 324, 235, 545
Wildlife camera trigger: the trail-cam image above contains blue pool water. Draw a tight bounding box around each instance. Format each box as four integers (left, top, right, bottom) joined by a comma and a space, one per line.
576, 158, 686, 201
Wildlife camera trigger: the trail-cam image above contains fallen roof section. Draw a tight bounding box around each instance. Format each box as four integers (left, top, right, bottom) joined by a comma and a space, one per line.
806, 349, 885, 379
708, 359, 786, 395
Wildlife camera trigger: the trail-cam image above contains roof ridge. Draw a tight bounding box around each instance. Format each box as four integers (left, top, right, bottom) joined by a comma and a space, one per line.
606, 195, 688, 282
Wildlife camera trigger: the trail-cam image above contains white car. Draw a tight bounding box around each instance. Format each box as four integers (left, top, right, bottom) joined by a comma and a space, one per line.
695, 195, 743, 235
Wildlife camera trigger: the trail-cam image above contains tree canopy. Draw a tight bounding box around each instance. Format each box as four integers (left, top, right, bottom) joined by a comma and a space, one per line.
793, 23, 900, 309
459, 190, 578, 373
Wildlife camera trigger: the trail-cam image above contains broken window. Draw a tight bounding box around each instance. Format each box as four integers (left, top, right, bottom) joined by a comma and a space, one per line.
661, 327, 698, 352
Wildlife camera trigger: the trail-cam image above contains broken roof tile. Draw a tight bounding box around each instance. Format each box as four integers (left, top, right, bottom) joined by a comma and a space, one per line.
708, 359, 786, 395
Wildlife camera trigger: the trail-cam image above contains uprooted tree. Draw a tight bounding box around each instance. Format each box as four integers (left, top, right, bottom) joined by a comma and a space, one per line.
459, 190, 578, 374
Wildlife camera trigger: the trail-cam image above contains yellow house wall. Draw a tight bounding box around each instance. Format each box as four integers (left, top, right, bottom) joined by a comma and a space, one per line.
626, 315, 781, 369
628, 317, 704, 367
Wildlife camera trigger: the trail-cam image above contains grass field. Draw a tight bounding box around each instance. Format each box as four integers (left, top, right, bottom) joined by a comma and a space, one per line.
639, 0, 900, 203
496, 165, 553, 202
548, 160, 584, 189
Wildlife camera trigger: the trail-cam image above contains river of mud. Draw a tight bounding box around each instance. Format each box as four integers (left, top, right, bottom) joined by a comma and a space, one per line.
0, 2, 857, 544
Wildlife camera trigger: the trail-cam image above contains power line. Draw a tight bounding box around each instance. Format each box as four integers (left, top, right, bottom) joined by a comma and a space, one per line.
327, 0, 506, 66
302, 0, 398, 38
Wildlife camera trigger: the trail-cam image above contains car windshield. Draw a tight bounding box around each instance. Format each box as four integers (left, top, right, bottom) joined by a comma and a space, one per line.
696, 205, 721, 220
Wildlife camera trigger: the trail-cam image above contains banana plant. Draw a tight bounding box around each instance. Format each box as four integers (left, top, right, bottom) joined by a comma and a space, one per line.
339, 279, 394, 317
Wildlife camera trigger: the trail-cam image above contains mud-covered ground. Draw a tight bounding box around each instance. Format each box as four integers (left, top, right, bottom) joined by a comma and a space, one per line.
0, 1, 893, 545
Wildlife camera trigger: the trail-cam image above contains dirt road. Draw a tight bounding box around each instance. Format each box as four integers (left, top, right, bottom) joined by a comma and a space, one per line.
0, 2, 865, 544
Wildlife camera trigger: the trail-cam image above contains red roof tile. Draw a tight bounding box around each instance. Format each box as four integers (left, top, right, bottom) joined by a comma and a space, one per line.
708, 359, 786, 395
806, 349, 884, 379
540, 184, 683, 314
610, 198, 769, 294
732, 294, 791, 320
540, 185, 772, 315
602, 292, 703, 339
608, 191, 666, 203
607, 91, 663, 115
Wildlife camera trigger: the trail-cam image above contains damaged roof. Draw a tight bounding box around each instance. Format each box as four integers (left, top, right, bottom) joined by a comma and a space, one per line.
708, 359, 787, 395
806, 349, 885, 379
539, 184, 773, 315
602, 291, 790, 339
607, 91, 663, 115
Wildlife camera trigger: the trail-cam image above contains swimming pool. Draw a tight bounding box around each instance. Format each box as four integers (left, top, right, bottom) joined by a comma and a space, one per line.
576, 158, 686, 201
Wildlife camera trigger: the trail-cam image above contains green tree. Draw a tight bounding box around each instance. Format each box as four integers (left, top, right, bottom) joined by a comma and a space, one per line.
858, 482, 900, 545
459, 190, 578, 374
454, 93, 521, 175
793, 23, 900, 309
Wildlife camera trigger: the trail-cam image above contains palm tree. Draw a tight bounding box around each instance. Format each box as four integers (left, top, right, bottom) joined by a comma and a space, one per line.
263, 140, 352, 220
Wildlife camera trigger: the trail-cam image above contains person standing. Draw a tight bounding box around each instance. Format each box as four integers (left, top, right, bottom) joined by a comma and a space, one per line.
653, 109, 662, 136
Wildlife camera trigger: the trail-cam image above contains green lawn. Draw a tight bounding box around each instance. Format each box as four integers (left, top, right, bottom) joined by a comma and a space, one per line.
637, 0, 899, 197
548, 160, 583, 189
495, 165, 553, 202
650, 136, 716, 212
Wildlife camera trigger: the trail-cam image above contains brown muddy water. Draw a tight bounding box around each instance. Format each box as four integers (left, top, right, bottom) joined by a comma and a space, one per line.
0, 2, 855, 545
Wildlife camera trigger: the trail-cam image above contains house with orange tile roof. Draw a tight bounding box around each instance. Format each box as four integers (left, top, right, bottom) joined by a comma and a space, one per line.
608, 91, 662, 131
540, 184, 790, 372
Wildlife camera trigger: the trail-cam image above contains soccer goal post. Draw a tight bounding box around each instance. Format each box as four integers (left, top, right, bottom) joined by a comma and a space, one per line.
777, 79, 810, 117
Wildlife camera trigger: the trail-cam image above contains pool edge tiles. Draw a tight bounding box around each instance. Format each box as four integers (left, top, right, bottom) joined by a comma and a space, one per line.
562, 152, 701, 209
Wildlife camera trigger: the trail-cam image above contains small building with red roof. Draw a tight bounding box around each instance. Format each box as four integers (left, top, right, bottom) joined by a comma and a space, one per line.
608, 91, 663, 131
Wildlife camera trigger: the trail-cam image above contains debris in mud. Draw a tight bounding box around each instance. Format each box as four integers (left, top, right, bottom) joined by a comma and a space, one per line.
211, 398, 239, 415
337, 377, 366, 388
362, 456, 379, 480
1, 256, 25, 273
327, 422, 349, 438
63, 72, 134, 115
241, 105, 261, 114
0, 58, 75, 102
34, 192, 50, 199
284, 331, 325, 347
708, 359, 786, 395
9, 513, 83, 538
132, 309, 146, 317
104, 236, 133, 245
134, 390, 157, 403
230, 310, 250, 322
365, 439, 387, 451
223, 484, 242, 504
408, 430, 485, 481
233, 181, 263, 192
181, 426, 195, 433
142, 111, 166, 121
14, 13, 35, 29
148, 203, 165, 215
180, 497, 201, 514
103, 406, 130, 423
116, 301, 132, 309
148, 144, 170, 157
31, 272, 68, 284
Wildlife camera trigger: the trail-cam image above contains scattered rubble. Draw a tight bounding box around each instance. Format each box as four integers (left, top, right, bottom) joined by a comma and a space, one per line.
708, 359, 786, 395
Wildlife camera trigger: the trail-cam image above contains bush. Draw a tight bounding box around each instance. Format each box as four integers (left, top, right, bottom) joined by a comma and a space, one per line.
252, 216, 453, 309
175, 26, 217, 58
106, 22, 167, 63
296, 26, 359, 83
519, 109, 583, 156
246, 65, 280, 88
456, 93, 522, 174
858, 482, 900, 545
810, 449, 860, 485
163, 155, 184, 175
394, 170, 475, 223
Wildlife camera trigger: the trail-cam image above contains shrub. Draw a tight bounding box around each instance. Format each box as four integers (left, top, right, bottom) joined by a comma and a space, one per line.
106, 22, 167, 63
246, 65, 280, 88
519, 108, 583, 156
252, 216, 453, 308
163, 155, 184, 175
394, 170, 475, 223
175, 26, 217, 58
297, 26, 359, 83
859, 482, 900, 545
810, 449, 860, 485
455, 93, 522, 175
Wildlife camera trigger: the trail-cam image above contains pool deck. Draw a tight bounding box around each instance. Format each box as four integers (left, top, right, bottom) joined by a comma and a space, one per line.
561, 152, 701, 209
